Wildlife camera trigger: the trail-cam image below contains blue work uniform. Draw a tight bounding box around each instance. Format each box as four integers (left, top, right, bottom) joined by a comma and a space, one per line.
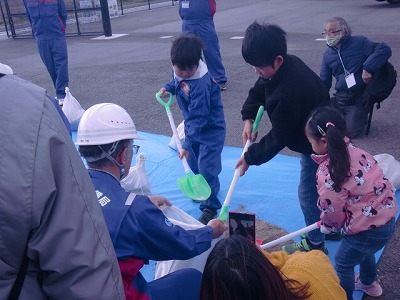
24, 0, 69, 99
89, 169, 213, 300
164, 60, 226, 212
179, 0, 227, 85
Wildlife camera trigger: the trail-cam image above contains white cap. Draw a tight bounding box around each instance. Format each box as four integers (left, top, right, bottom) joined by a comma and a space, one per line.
0, 63, 13, 75
76, 103, 142, 145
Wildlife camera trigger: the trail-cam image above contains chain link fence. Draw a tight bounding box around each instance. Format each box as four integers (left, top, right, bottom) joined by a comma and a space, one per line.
0, 0, 175, 38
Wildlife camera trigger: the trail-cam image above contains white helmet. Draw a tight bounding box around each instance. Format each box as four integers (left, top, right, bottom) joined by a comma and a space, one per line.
76, 103, 142, 145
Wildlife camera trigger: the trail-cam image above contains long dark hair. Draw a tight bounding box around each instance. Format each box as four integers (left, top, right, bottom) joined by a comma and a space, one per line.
306, 106, 350, 189
200, 236, 309, 300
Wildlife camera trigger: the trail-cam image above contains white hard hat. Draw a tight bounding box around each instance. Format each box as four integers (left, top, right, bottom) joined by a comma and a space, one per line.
76, 103, 142, 145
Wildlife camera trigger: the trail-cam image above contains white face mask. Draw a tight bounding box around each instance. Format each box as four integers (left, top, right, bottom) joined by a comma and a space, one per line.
326, 32, 343, 47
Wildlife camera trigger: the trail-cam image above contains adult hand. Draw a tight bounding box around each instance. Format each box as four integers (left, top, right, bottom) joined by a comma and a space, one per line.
207, 219, 228, 238
148, 195, 172, 208
178, 149, 189, 160
235, 156, 249, 176
362, 70, 372, 84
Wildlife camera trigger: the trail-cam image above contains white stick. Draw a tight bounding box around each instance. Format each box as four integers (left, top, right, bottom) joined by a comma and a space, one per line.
221, 139, 252, 207
260, 221, 321, 250
166, 110, 191, 174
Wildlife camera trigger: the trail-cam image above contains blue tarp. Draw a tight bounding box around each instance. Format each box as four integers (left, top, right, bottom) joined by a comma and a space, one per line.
74, 131, 399, 300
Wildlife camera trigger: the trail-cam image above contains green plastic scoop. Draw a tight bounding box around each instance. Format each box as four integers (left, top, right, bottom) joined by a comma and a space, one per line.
218, 105, 264, 221
156, 92, 211, 201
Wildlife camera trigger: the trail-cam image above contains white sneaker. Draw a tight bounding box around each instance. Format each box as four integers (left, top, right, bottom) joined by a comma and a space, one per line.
354, 272, 383, 297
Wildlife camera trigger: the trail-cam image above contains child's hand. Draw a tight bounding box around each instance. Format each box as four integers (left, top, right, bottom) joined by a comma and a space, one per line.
235, 156, 249, 176
320, 224, 331, 234
178, 149, 188, 160
242, 119, 258, 146
158, 88, 170, 97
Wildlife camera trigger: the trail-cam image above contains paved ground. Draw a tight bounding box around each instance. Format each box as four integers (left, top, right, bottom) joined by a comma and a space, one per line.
1, 0, 399, 298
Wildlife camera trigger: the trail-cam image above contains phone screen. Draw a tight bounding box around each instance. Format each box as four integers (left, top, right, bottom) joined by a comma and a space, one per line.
228, 211, 256, 243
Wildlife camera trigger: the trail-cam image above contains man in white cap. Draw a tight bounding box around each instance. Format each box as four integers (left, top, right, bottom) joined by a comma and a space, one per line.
77, 103, 227, 300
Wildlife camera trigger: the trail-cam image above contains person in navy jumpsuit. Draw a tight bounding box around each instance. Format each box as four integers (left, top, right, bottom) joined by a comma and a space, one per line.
179, 0, 227, 90
77, 103, 227, 300
160, 34, 226, 224
24, 0, 69, 102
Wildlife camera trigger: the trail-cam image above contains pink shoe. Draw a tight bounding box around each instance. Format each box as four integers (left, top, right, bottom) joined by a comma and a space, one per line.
354, 272, 383, 297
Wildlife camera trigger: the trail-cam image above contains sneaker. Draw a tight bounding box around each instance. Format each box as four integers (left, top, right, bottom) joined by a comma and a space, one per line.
198, 208, 217, 225
219, 83, 227, 91
354, 272, 383, 297
300, 229, 344, 241
281, 238, 328, 255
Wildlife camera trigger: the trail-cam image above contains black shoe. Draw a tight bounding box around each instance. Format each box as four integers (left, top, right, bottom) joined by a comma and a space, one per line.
198, 208, 217, 225
218, 83, 227, 91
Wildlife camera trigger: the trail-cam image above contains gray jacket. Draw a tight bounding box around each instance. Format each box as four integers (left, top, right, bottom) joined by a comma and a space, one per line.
0, 75, 125, 299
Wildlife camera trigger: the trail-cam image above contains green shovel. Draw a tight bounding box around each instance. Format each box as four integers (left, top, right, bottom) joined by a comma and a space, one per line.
218, 105, 264, 221
156, 92, 211, 201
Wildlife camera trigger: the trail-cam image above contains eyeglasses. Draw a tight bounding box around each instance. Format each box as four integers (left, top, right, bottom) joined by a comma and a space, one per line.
322, 29, 341, 36
132, 145, 140, 155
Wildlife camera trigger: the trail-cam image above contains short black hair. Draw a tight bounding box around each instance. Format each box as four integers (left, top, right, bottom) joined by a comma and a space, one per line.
170, 32, 204, 69
78, 139, 130, 167
242, 21, 287, 67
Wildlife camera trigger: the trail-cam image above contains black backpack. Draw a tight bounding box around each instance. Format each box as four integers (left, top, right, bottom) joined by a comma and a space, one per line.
364, 60, 397, 135
365, 60, 397, 109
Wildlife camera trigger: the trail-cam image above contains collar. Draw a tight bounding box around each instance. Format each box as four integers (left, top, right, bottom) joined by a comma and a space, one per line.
174, 59, 208, 81
259, 55, 291, 88
311, 136, 351, 164
311, 153, 329, 164
88, 168, 120, 182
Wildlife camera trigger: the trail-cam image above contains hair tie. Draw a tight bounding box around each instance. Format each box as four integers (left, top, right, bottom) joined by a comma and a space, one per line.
326, 122, 335, 127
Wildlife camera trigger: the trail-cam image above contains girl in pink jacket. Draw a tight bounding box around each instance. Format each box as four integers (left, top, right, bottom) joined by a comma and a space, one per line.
305, 105, 397, 300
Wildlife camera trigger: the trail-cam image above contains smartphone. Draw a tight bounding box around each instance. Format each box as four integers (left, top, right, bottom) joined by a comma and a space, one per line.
228, 211, 256, 243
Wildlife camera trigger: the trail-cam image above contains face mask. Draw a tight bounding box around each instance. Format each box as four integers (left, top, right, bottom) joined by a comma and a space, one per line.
326, 33, 342, 47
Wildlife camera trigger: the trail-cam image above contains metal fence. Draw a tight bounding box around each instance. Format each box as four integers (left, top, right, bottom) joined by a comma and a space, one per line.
0, 0, 176, 39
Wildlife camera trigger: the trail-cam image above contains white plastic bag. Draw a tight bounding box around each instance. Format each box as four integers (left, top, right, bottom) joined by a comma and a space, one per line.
154, 205, 223, 279
62, 87, 85, 124
374, 153, 400, 191
121, 152, 152, 195
168, 120, 185, 150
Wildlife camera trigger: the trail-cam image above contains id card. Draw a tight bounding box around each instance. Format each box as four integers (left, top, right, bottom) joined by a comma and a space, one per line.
345, 73, 356, 88
181, 1, 189, 8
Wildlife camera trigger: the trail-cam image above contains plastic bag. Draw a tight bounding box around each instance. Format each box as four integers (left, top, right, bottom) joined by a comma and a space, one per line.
154, 205, 223, 279
121, 152, 152, 195
168, 120, 185, 150
374, 153, 400, 191
62, 87, 85, 124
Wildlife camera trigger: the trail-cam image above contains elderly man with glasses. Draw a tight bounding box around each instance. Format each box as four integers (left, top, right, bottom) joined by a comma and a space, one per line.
76, 103, 227, 300
320, 17, 392, 138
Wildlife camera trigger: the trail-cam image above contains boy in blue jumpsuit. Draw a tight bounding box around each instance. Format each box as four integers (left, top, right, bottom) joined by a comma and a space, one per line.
24, 0, 69, 103
77, 103, 227, 300
159, 33, 226, 225
179, 0, 227, 90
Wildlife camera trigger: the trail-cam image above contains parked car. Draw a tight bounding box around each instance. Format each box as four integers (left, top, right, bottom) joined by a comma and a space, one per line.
376, 0, 400, 4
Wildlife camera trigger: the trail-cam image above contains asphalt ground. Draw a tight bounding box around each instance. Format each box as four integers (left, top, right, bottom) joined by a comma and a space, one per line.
1, 0, 399, 298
